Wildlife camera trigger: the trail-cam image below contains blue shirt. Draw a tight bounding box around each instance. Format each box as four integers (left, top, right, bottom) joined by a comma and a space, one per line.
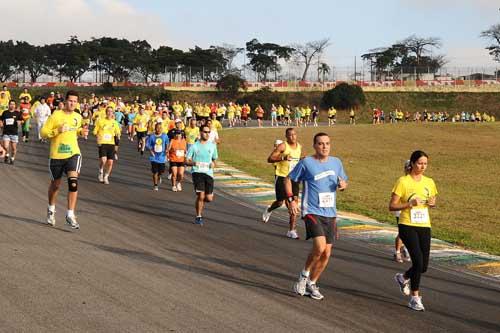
115, 111, 124, 124
145, 133, 169, 163
289, 156, 348, 218
127, 113, 136, 122
186, 141, 218, 177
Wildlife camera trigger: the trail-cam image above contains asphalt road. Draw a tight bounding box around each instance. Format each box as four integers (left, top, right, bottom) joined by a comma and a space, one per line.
0, 134, 499, 333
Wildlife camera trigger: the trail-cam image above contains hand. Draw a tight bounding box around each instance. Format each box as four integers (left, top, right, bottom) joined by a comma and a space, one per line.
210, 162, 215, 169
288, 200, 300, 216
58, 124, 68, 133
409, 197, 424, 207
338, 177, 347, 191
427, 196, 436, 208
81, 126, 89, 137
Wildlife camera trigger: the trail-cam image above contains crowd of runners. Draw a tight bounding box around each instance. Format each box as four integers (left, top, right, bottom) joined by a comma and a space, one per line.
1, 87, 440, 312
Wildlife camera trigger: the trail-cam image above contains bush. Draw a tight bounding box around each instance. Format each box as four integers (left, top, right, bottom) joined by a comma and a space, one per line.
101, 82, 114, 93
321, 83, 366, 110
155, 90, 173, 103
216, 74, 246, 97
236, 87, 287, 117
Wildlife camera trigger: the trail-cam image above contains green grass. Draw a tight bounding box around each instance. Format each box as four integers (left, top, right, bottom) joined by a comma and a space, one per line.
219, 122, 500, 255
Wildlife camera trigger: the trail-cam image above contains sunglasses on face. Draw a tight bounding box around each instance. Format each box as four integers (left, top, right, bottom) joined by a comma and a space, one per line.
202, 131, 210, 134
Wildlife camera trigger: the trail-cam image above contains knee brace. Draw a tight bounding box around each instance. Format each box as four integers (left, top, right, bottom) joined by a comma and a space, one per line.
68, 177, 78, 192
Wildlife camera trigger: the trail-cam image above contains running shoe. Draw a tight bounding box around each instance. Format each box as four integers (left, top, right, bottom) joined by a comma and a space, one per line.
305, 283, 324, 300
194, 216, 204, 226
177, 182, 182, 191
293, 272, 308, 296
262, 206, 272, 223
4, 155, 9, 163
394, 273, 410, 296
153, 185, 159, 191
140, 150, 144, 156
103, 176, 109, 185
65, 215, 80, 229
286, 230, 300, 239
114, 153, 118, 161
9, 158, 14, 165
408, 296, 425, 311
172, 185, 178, 192
46, 209, 56, 226
98, 171, 104, 183
167, 173, 172, 180
394, 252, 404, 263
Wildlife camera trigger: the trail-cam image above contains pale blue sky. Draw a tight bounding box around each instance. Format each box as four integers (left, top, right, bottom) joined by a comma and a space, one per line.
2, 0, 500, 69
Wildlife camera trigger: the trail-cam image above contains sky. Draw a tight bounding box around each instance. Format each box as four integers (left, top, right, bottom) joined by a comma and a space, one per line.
2, 0, 500, 70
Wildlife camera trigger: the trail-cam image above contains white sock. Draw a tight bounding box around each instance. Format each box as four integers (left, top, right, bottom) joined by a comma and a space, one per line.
48, 205, 55, 212
395, 250, 401, 254
99, 168, 103, 173
67, 210, 75, 217
301, 270, 310, 278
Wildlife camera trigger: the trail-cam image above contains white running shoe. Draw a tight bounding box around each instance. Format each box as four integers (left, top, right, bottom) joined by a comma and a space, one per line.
98, 170, 104, 183
262, 206, 272, 223
103, 175, 109, 185
65, 215, 80, 229
286, 229, 300, 239
46, 209, 56, 226
177, 182, 182, 191
395, 273, 410, 296
167, 173, 172, 180
293, 273, 308, 296
306, 283, 324, 300
408, 296, 425, 311
172, 185, 178, 192
153, 185, 159, 191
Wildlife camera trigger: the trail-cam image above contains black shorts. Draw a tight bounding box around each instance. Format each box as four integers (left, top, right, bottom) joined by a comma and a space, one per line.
151, 161, 166, 174
328, 116, 335, 119
49, 154, 82, 180
257, 116, 263, 120
170, 161, 185, 168
136, 131, 147, 140
275, 176, 299, 201
192, 172, 214, 195
304, 214, 335, 244
98, 144, 115, 160
114, 136, 120, 146
241, 115, 248, 121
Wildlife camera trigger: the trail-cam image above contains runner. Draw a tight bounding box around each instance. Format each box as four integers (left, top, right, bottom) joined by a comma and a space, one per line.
34, 97, 51, 142
241, 104, 249, 127
41, 90, 88, 229
19, 97, 32, 142
288, 132, 348, 300
186, 124, 218, 226
184, 118, 200, 152
312, 106, 319, 127
328, 106, 336, 126
206, 119, 220, 145
146, 122, 169, 191
349, 108, 356, 125
0, 100, 22, 164
390, 150, 437, 311
93, 106, 121, 184
255, 104, 264, 127
127, 108, 136, 141
270, 104, 278, 127
168, 129, 187, 192
133, 106, 149, 155
262, 128, 303, 239
393, 159, 412, 263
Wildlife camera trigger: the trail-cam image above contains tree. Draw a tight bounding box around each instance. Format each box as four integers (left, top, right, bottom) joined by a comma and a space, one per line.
131, 40, 161, 82
211, 44, 244, 71
481, 24, 500, 62
246, 39, 294, 81
401, 35, 442, 68
317, 63, 330, 82
87, 37, 135, 82
48, 37, 90, 82
182, 46, 227, 81
156, 46, 185, 81
321, 83, 366, 110
216, 73, 246, 96
292, 38, 330, 81
13, 42, 52, 82
0, 40, 17, 82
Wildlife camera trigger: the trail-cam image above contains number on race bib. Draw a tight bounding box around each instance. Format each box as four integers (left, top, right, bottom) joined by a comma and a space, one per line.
410, 208, 429, 224
175, 150, 185, 157
5, 118, 14, 126
197, 162, 210, 172
103, 134, 112, 141
318, 192, 335, 208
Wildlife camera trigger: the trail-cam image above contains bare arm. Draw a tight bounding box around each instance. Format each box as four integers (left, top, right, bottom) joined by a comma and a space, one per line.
267, 143, 286, 163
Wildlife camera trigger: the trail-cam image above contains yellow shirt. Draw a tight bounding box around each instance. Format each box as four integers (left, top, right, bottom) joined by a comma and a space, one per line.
161, 120, 170, 134
275, 142, 302, 177
392, 175, 438, 228
2, 90, 11, 100
134, 113, 149, 132
211, 119, 222, 131
0, 96, 10, 110
19, 92, 32, 102
41, 110, 83, 159
93, 118, 121, 145
184, 126, 200, 144
328, 108, 337, 117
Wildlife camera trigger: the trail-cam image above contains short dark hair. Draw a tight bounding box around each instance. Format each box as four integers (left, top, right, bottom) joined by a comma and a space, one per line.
65, 90, 79, 100
285, 127, 295, 136
313, 132, 329, 145
200, 125, 210, 132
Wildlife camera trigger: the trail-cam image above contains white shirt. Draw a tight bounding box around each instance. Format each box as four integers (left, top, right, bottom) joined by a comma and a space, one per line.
208, 129, 219, 144
35, 103, 51, 122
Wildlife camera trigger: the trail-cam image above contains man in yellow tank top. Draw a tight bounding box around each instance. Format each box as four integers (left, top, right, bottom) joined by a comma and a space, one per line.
262, 128, 304, 239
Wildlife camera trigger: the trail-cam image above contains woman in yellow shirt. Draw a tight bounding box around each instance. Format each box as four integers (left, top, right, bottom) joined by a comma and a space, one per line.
389, 150, 437, 311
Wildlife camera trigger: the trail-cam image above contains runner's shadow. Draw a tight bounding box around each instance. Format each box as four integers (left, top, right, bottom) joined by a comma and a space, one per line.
0, 212, 72, 233
81, 241, 295, 297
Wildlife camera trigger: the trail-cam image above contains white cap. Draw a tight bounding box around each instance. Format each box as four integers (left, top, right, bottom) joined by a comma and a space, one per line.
274, 139, 283, 146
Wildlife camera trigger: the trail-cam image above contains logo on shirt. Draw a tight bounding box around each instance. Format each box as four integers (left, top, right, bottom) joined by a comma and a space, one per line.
314, 170, 336, 181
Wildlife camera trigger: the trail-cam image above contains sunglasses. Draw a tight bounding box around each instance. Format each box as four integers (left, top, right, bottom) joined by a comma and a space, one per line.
202, 131, 211, 134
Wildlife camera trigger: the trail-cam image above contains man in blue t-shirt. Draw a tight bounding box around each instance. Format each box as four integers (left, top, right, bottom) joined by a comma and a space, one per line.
145, 123, 169, 191
186, 124, 218, 226
286, 132, 348, 301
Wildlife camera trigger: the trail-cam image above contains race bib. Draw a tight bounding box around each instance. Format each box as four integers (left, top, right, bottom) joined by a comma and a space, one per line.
410, 208, 429, 224
5, 118, 14, 125
154, 144, 163, 153
175, 150, 185, 157
319, 192, 335, 208
197, 162, 210, 172
103, 134, 113, 141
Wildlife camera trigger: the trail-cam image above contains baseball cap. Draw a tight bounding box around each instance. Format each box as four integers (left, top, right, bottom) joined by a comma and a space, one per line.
274, 139, 283, 146
175, 118, 182, 123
